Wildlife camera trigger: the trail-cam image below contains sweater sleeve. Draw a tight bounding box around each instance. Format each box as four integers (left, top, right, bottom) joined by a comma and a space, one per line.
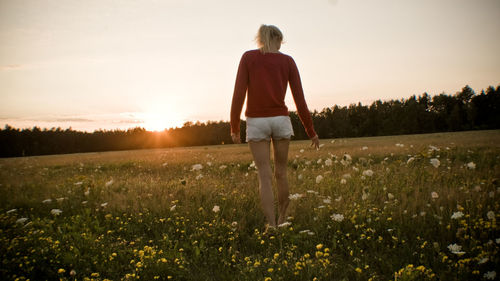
288, 57, 317, 138
230, 52, 249, 134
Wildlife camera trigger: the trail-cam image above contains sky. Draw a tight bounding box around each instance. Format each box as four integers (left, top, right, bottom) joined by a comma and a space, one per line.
1, 0, 499, 132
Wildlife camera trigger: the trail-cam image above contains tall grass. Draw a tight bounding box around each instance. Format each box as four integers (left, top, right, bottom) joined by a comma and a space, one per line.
1, 130, 499, 280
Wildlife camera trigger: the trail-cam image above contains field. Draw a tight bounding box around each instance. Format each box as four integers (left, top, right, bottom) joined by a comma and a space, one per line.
1, 130, 499, 281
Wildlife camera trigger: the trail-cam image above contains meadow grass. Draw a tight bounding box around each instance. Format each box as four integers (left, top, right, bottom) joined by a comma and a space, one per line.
0, 130, 499, 280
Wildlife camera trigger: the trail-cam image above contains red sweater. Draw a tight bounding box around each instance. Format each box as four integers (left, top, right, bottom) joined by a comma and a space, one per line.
230, 49, 317, 138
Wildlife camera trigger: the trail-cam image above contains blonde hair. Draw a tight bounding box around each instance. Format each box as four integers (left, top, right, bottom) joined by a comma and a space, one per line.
256, 24, 283, 54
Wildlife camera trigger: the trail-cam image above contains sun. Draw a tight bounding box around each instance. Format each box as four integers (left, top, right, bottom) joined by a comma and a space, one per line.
139, 109, 185, 132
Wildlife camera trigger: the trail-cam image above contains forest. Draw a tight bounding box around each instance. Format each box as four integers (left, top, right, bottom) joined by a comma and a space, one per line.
1, 85, 498, 157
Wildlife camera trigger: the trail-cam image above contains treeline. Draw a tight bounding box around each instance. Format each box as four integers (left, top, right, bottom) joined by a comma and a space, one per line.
1, 84, 499, 157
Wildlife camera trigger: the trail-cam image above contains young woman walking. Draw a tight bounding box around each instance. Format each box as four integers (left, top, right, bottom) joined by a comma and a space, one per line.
230, 24, 319, 229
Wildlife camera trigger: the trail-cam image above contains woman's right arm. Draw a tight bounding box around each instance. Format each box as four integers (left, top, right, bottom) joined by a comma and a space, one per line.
230, 52, 249, 142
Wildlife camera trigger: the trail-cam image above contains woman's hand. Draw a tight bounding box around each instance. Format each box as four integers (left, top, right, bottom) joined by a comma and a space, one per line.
310, 135, 319, 150
231, 133, 241, 144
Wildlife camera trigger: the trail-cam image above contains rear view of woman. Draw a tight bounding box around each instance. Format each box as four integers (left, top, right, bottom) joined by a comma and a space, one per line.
230, 24, 319, 229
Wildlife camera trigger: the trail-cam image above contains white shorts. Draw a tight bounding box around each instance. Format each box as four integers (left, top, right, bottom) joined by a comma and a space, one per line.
246, 116, 294, 142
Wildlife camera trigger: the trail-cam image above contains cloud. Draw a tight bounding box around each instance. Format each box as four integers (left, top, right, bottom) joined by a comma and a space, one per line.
0, 64, 23, 71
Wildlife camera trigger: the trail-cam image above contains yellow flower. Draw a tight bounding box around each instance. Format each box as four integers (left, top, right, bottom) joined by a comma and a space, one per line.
264, 277, 272, 281
91, 272, 100, 277
268, 268, 274, 272
273, 253, 279, 259
316, 244, 323, 250
58, 268, 65, 274
355, 267, 362, 273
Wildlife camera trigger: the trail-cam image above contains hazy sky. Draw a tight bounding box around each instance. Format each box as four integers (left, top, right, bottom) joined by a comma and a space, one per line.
1, 0, 499, 131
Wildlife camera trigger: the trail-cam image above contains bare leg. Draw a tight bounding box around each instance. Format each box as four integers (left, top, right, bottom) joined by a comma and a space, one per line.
272, 138, 290, 225
249, 140, 276, 227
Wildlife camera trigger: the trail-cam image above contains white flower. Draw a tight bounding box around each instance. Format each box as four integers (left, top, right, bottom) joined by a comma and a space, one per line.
362, 169, 374, 177
430, 158, 440, 168
299, 229, 315, 235
484, 271, 496, 280
50, 209, 62, 216
56, 197, 65, 203
6, 209, 17, 214
206, 161, 212, 166
362, 146, 368, 150
340, 178, 347, 184
407, 157, 415, 165
316, 175, 324, 184
317, 159, 322, 164
331, 213, 344, 222
162, 162, 168, 167
395, 143, 404, 147
84, 189, 90, 196
466, 162, 476, 169
196, 174, 203, 180
431, 192, 439, 199
191, 164, 203, 171
447, 243, 465, 255
323, 198, 331, 204
362, 192, 369, 201
231, 221, 238, 227
74, 181, 83, 186
387, 193, 394, 200
219, 165, 227, 170
170, 205, 176, 211
496, 238, 500, 244
428, 145, 440, 152
487, 211, 495, 220
324, 159, 332, 166
299, 149, 304, 153
42, 199, 52, 204
340, 154, 352, 166
212, 205, 220, 213
478, 257, 489, 264
306, 190, 319, 195
16, 218, 28, 224
352, 166, 359, 172
335, 196, 342, 202
105, 179, 114, 187
81, 201, 88, 205
289, 193, 304, 200
298, 174, 303, 180
451, 211, 464, 219
100, 202, 108, 207
278, 221, 291, 228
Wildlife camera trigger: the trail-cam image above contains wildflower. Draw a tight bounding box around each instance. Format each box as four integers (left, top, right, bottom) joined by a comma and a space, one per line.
219, 165, 227, 170
196, 174, 203, 180
16, 218, 28, 224
70, 269, 76, 276
231, 221, 238, 228
496, 238, 500, 244
428, 145, 439, 152
325, 159, 332, 166
84, 189, 90, 196
300, 149, 304, 153
316, 175, 324, 184
362, 146, 368, 150
278, 221, 291, 228
340, 178, 347, 184
162, 162, 168, 167
362, 169, 374, 177
487, 211, 495, 220
51, 209, 62, 216
191, 164, 203, 171
451, 211, 464, 219
58, 268, 65, 274
105, 179, 114, 187
431, 192, 439, 199
212, 205, 220, 213
101, 202, 108, 208
289, 193, 304, 200
6, 209, 17, 214
316, 244, 323, 250
341, 154, 352, 166
307, 190, 319, 195
42, 199, 52, 204
430, 158, 440, 168
298, 174, 303, 180
387, 193, 394, 200
407, 157, 415, 165
74, 181, 83, 185
170, 205, 176, 211
478, 257, 489, 264
331, 213, 344, 222
484, 271, 496, 280
466, 162, 476, 169
447, 243, 465, 255
323, 198, 331, 204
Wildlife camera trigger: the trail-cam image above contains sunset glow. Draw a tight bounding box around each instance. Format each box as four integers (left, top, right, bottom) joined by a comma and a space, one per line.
0, 0, 499, 132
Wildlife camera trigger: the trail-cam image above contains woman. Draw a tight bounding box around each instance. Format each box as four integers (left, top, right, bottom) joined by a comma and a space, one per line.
230, 24, 319, 229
